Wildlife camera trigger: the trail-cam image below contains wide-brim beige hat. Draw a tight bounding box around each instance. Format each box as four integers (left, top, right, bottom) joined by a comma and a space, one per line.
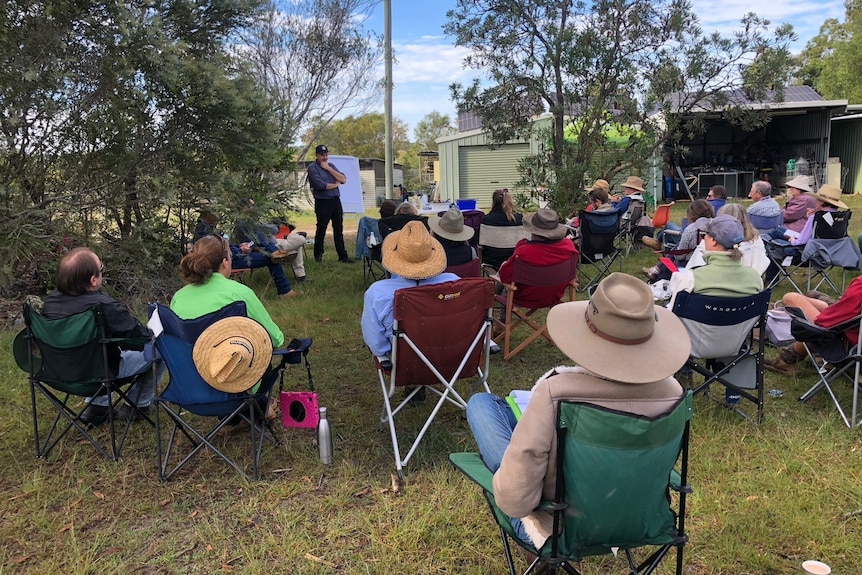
547, 273, 690, 383
523, 208, 567, 240
381, 220, 447, 279
622, 175, 645, 192
428, 207, 475, 241
192, 317, 273, 393
584, 179, 610, 192
784, 175, 813, 193
813, 184, 848, 210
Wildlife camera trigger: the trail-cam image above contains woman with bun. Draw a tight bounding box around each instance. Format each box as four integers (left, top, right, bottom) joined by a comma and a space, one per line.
171, 234, 284, 348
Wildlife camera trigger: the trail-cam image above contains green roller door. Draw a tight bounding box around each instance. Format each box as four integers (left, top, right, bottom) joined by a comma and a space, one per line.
458, 144, 530, 210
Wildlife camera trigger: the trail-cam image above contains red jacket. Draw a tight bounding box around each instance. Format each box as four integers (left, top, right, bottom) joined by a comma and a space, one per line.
815, 276, 862, 344
498, 238, 578, 308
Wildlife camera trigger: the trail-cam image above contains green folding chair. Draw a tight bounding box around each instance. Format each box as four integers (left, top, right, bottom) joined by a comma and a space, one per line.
13, 303, 152, 460
450, 391, 692, 575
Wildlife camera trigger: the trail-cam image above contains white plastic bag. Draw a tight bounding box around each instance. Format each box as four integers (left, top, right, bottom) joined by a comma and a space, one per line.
650, 279, 672, 303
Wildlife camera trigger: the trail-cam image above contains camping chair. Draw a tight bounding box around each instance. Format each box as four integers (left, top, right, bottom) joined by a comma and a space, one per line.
577, 208, 622, 292
671, 290, 771, 423
788, 307, 862, 427
491, 253, 578, 361
478, 223, 529, 274
446, 257, 482, 278
450, 391, 693, 575
461, 209, 485, 251
748, 213, 783, 236
765, 210, 852, 294
620, 196, 646, 255
375, 277, 494, 479
149, 302, 309, 480
13, 303, 154, 460
651, 202, 674, 229
357, 216, 387, 284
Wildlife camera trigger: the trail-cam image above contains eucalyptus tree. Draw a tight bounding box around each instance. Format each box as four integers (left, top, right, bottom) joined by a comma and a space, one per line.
243, 0, 383, 161
445, 0, 795, 213
796, 0, 862, 102
0, 0, 280, 297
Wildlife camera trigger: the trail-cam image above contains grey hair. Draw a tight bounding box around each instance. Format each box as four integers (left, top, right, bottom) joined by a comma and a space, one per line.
752, 180, 772, 197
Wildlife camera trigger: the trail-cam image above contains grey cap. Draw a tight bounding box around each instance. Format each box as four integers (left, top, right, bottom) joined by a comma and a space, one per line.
698, 214, 745, 249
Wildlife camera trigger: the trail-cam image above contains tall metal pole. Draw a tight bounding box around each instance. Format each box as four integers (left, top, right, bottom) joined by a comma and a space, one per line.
384, 0, 393, 200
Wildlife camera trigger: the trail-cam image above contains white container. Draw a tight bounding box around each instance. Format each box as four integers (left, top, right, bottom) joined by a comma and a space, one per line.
801, 560, 831, 574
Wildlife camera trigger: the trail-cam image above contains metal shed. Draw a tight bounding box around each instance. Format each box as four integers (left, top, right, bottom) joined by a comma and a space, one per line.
671, 86, 847, 198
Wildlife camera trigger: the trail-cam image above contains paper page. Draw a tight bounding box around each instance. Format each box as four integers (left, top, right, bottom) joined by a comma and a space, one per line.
509, 390, 532, 420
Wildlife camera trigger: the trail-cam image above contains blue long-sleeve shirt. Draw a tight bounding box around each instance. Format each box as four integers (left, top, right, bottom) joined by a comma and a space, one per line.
307, 160, 342, 200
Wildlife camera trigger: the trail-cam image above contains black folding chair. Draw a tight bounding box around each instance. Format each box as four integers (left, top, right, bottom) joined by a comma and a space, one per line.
788, 306, 862, 427
577, 208, 622, 292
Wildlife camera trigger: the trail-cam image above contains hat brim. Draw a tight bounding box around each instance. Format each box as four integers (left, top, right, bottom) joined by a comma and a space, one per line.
785, 177, 813, 193
813, 193, 848, 210
193, 317, 273, 393
522, 214, 568, 240
547, 301, 691, 383
381, 229, 448, 279
428, 216, 475, 241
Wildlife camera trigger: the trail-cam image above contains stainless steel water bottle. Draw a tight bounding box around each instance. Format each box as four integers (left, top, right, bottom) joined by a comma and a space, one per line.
317, 407, 332, 464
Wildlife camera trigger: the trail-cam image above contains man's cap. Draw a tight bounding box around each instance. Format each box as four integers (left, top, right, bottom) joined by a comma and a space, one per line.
315, 145, 328, 154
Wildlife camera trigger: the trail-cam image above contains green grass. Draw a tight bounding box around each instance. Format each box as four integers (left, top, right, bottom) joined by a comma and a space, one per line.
2, 198, 862, 574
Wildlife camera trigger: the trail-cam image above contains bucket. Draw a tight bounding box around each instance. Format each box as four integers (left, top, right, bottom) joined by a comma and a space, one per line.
455, 198, 477, 210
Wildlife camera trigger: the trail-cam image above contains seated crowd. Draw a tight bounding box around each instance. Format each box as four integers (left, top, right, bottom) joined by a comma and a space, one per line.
32, 180, 862, 505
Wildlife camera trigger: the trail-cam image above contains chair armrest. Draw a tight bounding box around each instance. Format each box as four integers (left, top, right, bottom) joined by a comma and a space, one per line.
449, 452, 495, 494
450, 453, 559, 513
489, 273, 515, 291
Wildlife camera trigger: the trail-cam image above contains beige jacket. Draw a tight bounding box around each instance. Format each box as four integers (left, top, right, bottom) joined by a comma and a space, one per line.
491, 366, 684, 547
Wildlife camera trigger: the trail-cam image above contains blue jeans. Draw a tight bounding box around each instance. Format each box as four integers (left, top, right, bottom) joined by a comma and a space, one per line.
233, 251, 292, 295
656, 221, 681, 246
466, 393, 531, 544
90, 351, 166, 407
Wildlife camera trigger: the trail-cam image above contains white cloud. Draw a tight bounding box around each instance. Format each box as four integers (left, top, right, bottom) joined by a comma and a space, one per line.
379, 0, 850, 132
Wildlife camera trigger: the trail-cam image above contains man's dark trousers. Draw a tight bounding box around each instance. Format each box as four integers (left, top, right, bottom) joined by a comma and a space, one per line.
314, 197, 348, 261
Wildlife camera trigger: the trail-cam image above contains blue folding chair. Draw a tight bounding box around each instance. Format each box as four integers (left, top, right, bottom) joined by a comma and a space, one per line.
672, 290, 771, 422
748, 212, 783, 235
149, 302, 311, 480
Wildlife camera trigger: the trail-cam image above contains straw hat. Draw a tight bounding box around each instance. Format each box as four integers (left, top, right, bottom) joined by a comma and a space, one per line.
547, 273, 690, 383
621, 175, 645, 192
813, 184, 848, 210
381, 220, 447, 279
784, 175, 812, 193
584, 179, 610, 192
428, 207, 475, 241
523, 208, 567, 240
192, 317, 273, 393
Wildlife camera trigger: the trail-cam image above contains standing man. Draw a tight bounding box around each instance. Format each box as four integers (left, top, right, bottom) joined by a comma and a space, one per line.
308, 144, 352, 264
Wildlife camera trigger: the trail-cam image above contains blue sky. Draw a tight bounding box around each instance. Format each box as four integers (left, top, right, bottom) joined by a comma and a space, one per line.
362, 0, 848, 136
